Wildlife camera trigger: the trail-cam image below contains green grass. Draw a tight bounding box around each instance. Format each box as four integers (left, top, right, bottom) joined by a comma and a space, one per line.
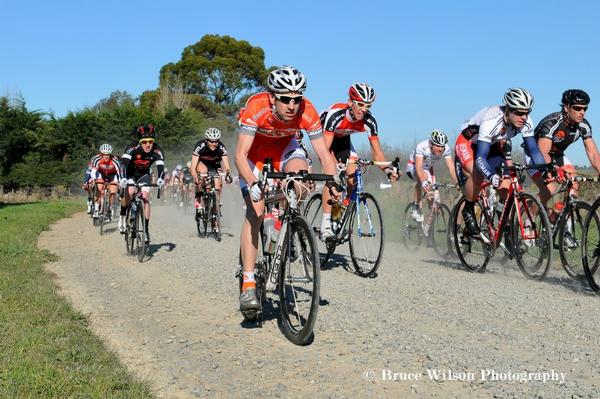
0, 200, 154, 398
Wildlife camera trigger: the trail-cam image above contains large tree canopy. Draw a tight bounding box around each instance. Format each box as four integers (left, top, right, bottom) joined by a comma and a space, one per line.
160, 35, 269, 115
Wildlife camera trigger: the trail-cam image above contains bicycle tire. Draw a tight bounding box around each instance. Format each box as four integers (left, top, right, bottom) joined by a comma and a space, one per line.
135, 204, 147, 263
431, 203, 452, 258
558, 201, 591, 280
349, 193, 384, 278
510, 193, 552, 280
278, 215, 320, 345
582, 198, 600, 295
452, 196, 490, 273
212, 195, 221, 242
125, 207, 134, 255
303, 193, 333, 267
401, 203, 422, 251
99, 194, 109, 236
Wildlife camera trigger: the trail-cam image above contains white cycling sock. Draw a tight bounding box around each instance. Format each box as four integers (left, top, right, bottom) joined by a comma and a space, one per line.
242, 271, 255, 282
321, 213, 331, 230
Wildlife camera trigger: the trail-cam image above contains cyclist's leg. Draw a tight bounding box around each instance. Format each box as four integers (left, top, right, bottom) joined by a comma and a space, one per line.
455, 136, 481, 234
196, 162, 208, 208
137, 175, 153, 242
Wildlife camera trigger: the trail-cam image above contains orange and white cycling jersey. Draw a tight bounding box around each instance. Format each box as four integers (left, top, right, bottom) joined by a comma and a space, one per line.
320, 103, 379, 140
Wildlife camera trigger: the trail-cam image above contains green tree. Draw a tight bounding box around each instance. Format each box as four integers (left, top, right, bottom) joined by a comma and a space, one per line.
160, 34, 270, 116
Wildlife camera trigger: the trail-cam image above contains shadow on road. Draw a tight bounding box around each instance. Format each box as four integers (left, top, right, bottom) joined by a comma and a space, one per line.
147, 242, 177, 257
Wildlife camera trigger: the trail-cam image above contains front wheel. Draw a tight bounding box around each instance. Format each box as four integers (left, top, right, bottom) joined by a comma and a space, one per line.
349, 193, 384, 278
278, 215, 320, 345
452, 196, 491, 273
582, 198, 600, 295
401, 203, 422, 251
510, 193, 552, 280
135, 205, 147, 263
558, 201, 591, 280
431, 203, 452, 258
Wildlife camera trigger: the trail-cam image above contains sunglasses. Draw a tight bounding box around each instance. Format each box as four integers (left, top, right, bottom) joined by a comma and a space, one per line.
352, 100, 372, 109
275, 94, 303, 104
571, 105, 588, 112
207, 139, 219, 144
140, 139, 154, 144
511, 110, 530, 117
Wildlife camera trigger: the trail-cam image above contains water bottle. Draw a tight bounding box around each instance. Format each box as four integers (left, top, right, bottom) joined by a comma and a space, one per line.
263, 214, 275, 255
331, 201, 342, 221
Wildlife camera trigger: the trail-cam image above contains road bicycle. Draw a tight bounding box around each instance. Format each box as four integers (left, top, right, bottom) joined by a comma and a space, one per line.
196, 171, 226, 241
451, 164, 552, 279
236, 163, 333, 345
97, 181, 118, 236
123, 178, 159, 263
303, 158, 396, 277
401, 183, 455, 258
577, 177, 600, 294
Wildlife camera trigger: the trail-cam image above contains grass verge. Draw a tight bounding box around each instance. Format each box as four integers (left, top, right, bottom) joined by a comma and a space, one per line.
0, 200, 154, 398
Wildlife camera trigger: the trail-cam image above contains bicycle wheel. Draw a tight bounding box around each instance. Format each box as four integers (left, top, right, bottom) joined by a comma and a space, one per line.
582, 199, 600, 294
196, 195, 209, 238
124, 208, 134, 255
401, 203, 422, 251
452, 196, 491, 273
278, 215, 320, 345
212, 195, 221, 242
349, 193, 384, 278
431, 203, 452, 258
510, 193, 552, 280
303, 193, 334, 266
558, 201, 591, 280
135, 205, 147, 263
99, 195, 109, 236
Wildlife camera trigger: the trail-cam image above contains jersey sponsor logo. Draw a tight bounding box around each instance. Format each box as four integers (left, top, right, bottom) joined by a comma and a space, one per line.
555, 130, 566, 141
256, 128, 303, 138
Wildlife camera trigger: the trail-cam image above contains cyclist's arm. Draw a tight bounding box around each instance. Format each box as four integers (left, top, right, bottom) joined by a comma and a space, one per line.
191, 154, 200, 180
323, 131, 335, 158
583, 137, 600, 173
523, 136, 546, 166
414, 156, 427, 183
235, 132, 258, 185
368, 136, 387, 170
221, 154, 232, 174
444, 156, 458, 184
310, 135, 337, 175
537, 137, 553, 164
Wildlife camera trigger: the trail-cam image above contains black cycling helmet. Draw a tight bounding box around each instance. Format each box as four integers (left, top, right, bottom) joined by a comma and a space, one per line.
136, 124, 156, 140
561, 89, 590, 106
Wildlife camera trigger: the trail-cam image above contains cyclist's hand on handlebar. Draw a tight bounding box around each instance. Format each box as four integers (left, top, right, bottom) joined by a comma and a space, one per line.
490, 174, 501, 188
225, 170, 233, 184
326, 181, 342, 201
421, 180, 432, 192
119, 178, 128, 189
250, 181, 263, 202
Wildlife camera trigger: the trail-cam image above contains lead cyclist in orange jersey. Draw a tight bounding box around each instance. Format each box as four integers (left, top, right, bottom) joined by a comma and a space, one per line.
235, 66, 339, 313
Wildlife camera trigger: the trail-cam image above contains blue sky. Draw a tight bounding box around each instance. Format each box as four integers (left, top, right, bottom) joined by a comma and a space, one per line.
2, 0, 600, 165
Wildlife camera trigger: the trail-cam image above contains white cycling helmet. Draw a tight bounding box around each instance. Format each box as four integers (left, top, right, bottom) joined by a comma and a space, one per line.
99, 143, 113, 155
503, 88, 534, 110
429, 129, 448, 146
267, 66, 307, 94
175, 164, 182, 171
205, 127, 222, 140
186, 161, 192, 168
349, 83, 376, 103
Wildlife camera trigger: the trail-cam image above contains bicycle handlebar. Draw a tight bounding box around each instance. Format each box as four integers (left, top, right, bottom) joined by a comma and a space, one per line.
265, 170, 334, 182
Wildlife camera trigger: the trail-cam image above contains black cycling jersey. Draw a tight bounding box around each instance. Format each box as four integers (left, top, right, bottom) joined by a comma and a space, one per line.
121, 142, 165, 179
192, 139, 228, 170
534, 111, 592, 157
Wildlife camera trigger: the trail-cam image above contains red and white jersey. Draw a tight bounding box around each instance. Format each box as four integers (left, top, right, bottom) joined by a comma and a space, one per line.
408, 140, 451, 170
90, 154, 123, 179
461, 105, 534, 144
320, 103, 378, 140
238, 92, 322, 140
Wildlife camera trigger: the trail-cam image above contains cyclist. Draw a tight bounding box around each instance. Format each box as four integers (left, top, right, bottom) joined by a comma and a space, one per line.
82, 161, 94, 214
235, 65, 338, 313
118, 124, 166, 242
178, 161, 195, 208
406, 129, 458, 231
191, 127, 232, 217
90, 144, 123, 220
319, 83, 399, 238
455, 88, 546, 236
525, 89, 599, 219
167, 164, 183, 204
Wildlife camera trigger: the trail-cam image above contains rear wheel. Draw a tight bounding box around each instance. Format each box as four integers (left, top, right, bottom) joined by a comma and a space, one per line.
401, 203, 422, 251
431, 203, 452, 258
197, 194, 209, 238
303, 193, 334, 267
582, 198, 600, 295
558, 201, 591, 280
510, 193, 552, 280
349, 193, 384, 277
278, 215, 320, 345
452, 196, 491, 273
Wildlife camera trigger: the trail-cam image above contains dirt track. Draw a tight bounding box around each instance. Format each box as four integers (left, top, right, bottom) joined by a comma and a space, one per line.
39, 190, 600, 398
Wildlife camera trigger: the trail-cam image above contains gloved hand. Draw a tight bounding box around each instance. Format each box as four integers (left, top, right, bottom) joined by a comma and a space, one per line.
250, 181, 263, 202
119, 178, 128, 189
490, 174, 501, 188
225, 171, 233, 184
421, 180, 432, 191
157, 178, 165, 189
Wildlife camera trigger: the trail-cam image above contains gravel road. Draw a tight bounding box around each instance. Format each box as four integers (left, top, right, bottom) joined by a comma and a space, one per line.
39, 189, 600, 398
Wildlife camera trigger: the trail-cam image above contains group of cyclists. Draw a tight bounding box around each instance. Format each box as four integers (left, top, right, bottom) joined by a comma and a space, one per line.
82, 64, 598, 316
83, 124, 232, 243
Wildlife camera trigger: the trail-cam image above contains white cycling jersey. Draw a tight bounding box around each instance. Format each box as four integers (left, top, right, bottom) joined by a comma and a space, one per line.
407, 140, 451, 171
461, 106, 534, 144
